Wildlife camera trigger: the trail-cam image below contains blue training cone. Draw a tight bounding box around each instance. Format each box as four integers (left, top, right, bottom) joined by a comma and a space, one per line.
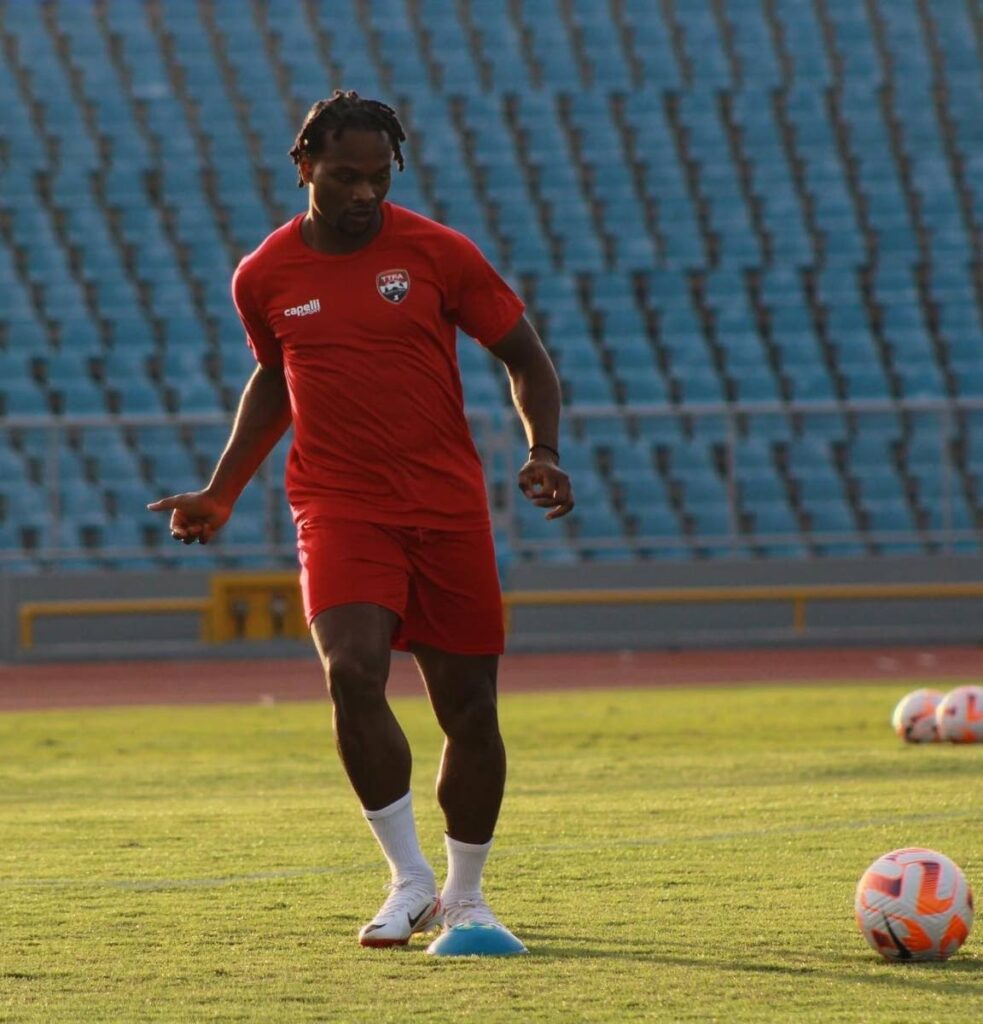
426, 924, 528, 957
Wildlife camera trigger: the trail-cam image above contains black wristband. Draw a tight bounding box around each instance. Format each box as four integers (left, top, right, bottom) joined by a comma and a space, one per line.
529, 443, 560, 462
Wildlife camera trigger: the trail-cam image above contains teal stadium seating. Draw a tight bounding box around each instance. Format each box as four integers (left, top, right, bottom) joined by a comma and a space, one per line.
0, 0, 981, 570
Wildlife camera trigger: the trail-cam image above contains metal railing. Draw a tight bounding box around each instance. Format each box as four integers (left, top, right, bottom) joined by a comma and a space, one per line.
0, 398, 979, 565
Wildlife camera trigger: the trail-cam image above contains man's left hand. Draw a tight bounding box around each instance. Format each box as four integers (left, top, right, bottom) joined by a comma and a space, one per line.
518, 458, 575, 520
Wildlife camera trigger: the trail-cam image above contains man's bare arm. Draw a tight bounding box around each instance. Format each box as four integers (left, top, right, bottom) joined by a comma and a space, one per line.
206, 364, 292, 505
488, 317, 574, 519
488, 316, 561, 454
147, 364, 291, 543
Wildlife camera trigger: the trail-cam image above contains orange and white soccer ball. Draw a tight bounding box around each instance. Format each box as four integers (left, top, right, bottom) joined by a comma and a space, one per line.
935, 685, 983, 743
855, 847, 974, 961
891, 689, 944, 742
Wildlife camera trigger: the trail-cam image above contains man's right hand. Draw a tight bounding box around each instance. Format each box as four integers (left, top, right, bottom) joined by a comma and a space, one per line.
146, 490, 232, 545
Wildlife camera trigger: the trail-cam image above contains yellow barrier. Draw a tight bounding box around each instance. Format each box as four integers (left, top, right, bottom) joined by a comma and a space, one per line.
208, 572, 305, 643
18, 579, 983, 650
501, 582, 983, 634
18, 597, 211, 650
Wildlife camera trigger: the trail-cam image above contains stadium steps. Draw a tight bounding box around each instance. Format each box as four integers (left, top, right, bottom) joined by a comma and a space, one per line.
508, 0, 585, 92
654, 0, 694, 89
867, 261, 958, 399
0, 16, 77, 346
662, 92, 717, 268
408, 0, 470, 95
0, 223, 51, 348
912, 265, 960, 394
824, 93, 879, 266
553, 0, 597, 89
581, 0, 647, 89
150, 1, 240, 272
447, 95, 508, 267
834, 428, 928, 555
704, 2, 742, 86
500, 93, 569, 270
871, 102, 931, 268
435, 0, 494, 93
835, 425, 921, 552
163, 109, 240, 270
301, 1, 384, 98
394, 98, 442, 220
12, 4, 160, 345
798, 267, 852, 400
952, 417, 983, 526
194, 0, 288, 226
350, 0, 402, 96
688, 271, 740, 402
768, 90, 826, 263
916, 0, 981, 251
777, 439, 816, 548
564, 93, 659, 270
744, 269, 796, 386
836, 272, 903, 401
250, 1, 318, 127
554, 94, 615, 270
98, 4, 218, 348
457, 2, 531, 93
573, 272, 637, 403
608, 94, 668, 262
717, 92, 774, 265
293, 0, 346, 90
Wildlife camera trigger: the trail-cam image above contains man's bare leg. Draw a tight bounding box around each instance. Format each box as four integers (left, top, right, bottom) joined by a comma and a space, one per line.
312, 604, 440, 946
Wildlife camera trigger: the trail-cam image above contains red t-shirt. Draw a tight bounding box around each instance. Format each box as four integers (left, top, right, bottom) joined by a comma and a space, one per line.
231, 202, 524, 529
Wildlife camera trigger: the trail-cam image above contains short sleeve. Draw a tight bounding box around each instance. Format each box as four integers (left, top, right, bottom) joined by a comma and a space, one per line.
231, 262, 282, 367
446, 235, 525, 348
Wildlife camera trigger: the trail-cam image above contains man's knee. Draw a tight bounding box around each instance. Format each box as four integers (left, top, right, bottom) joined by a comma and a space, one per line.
323, 649, 389, 711
442, 690, 501, 746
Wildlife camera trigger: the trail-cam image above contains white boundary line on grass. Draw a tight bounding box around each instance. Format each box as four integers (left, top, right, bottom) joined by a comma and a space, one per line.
2, 807, 979, 891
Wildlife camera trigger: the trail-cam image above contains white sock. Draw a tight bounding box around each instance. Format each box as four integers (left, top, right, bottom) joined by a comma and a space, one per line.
442, 834, 492, 900
362, 792, 434, 886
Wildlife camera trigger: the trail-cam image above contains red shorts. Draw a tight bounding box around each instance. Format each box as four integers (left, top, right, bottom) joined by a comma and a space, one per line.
297, 518, 505, 655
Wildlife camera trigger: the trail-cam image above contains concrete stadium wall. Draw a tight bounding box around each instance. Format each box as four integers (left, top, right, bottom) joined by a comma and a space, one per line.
2, 554, 982, 662
1, 568, 213, 660
504, 555, 983, 650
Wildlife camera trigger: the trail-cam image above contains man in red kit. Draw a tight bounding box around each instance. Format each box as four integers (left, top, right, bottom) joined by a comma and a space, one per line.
148, 91, 573, 949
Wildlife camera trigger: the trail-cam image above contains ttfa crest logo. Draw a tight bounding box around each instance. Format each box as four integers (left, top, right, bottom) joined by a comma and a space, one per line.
376, 269, 411, 304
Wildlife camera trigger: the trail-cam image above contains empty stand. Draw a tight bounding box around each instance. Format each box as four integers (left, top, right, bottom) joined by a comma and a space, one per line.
0, 0, 980, 570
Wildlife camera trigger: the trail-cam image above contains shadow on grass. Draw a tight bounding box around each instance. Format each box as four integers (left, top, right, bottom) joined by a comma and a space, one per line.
527, 941, 982, 992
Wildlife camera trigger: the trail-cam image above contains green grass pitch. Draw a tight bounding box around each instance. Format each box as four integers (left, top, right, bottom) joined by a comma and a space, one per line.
1, 681, 981, 1022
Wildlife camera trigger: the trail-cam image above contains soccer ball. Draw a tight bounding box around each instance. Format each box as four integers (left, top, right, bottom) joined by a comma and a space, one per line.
935, 685, 983, 743
855, 847, 974, 961
891, 688, 944, 743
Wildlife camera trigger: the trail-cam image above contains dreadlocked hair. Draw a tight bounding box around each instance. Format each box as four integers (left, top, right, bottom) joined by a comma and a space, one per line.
288, 90, 406, 187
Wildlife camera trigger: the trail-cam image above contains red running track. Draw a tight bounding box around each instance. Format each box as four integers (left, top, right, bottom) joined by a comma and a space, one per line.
1, 646, 982, 711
